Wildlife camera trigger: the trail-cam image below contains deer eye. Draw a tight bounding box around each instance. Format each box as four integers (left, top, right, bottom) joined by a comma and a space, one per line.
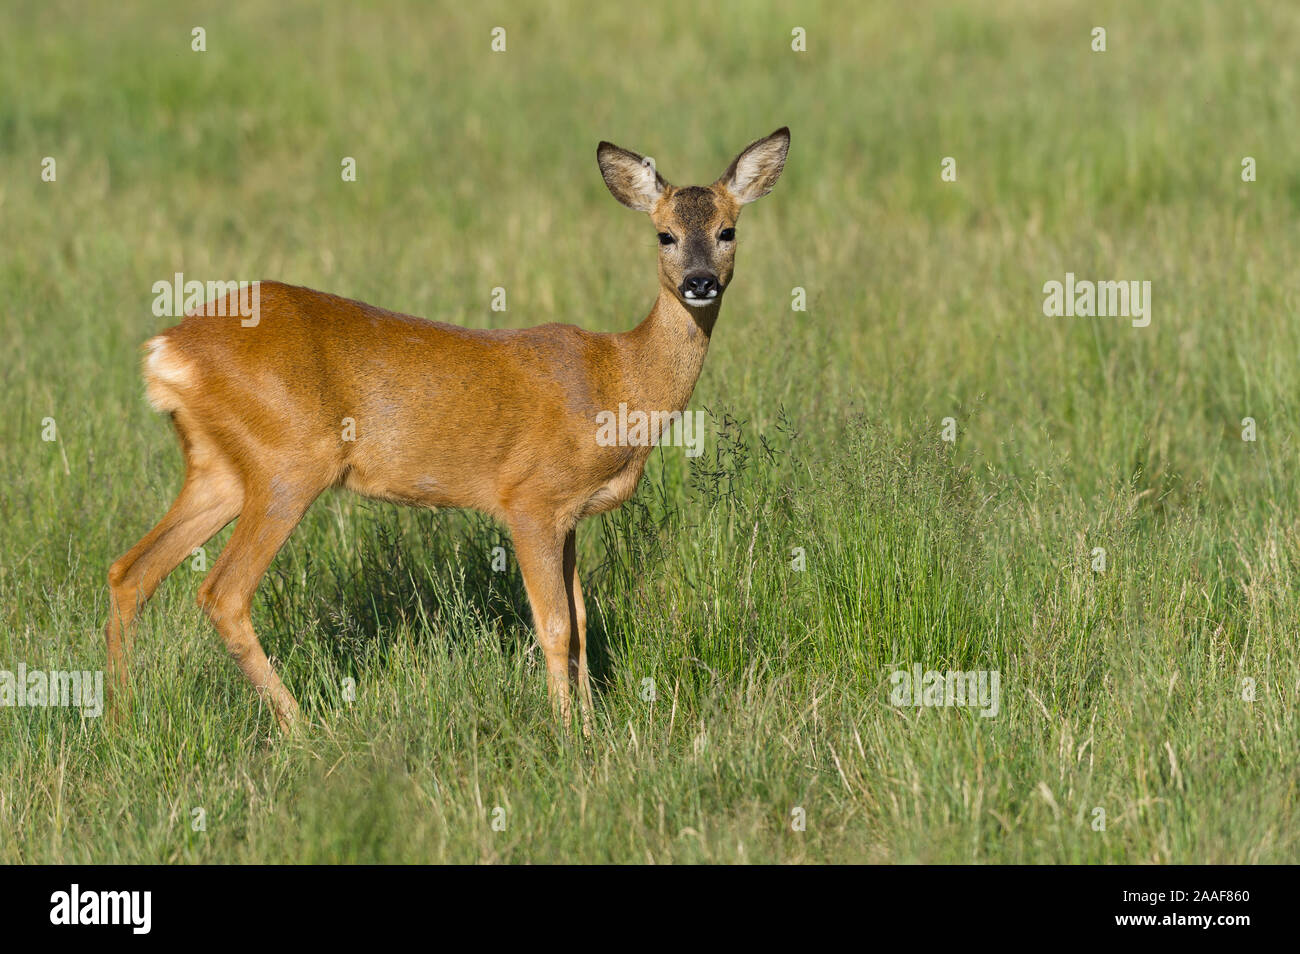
718, 228, 736, 242
657, 232, 675, 246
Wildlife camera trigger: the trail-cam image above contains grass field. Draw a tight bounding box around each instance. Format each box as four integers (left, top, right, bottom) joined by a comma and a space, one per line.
3, 0, 1299, 863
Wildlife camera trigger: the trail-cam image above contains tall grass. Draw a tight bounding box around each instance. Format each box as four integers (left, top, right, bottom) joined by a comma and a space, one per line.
1, 0, 1297, 862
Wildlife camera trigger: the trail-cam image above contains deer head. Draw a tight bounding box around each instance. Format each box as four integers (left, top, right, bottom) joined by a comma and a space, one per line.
597, 127, 790, 311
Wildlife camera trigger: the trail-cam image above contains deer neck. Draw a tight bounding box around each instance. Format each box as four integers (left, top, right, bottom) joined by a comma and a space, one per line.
621, 286, 718, 414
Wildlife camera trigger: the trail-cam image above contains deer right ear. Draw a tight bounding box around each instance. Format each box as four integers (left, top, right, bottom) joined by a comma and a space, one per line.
717, 127, 790, 205
597, 142, 666, 212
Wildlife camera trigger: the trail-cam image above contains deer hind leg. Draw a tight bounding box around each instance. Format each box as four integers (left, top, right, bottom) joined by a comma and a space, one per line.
197, 480, 319, 734
511, 517, 574, 727
564, 528, 594, 736
105, 455, 243, 718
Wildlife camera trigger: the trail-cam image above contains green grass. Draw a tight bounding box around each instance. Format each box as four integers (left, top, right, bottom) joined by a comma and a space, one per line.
2, 0, 1298, 863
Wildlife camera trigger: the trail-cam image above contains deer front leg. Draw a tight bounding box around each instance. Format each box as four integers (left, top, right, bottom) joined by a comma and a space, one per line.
564, 528, 594, 736
511, 518, 573, 726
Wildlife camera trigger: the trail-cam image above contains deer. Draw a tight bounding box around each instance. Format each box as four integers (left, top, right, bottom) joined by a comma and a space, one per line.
104, 127, 790, 735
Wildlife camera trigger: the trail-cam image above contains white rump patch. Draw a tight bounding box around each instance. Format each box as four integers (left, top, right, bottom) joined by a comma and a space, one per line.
142, 336, 192, 412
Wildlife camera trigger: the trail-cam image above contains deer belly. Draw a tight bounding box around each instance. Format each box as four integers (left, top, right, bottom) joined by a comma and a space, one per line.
578, 459, 646, 517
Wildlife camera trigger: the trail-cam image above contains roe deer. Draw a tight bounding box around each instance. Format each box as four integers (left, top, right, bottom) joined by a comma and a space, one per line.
105, 127, 790, 734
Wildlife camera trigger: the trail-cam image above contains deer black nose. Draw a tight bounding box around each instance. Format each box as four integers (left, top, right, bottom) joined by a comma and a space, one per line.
681, 272, 719, 300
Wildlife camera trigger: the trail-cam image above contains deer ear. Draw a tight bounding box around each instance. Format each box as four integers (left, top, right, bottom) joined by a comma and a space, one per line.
717, 127, 790, 205
597, 142, 667, 212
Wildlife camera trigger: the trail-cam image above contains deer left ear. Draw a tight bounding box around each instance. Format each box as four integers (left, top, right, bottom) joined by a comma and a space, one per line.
597, 141, 668, 212
717, 127, 790, 205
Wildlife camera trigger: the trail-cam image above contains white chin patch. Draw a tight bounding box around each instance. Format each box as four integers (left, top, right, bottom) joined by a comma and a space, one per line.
682, 289, 721, 307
